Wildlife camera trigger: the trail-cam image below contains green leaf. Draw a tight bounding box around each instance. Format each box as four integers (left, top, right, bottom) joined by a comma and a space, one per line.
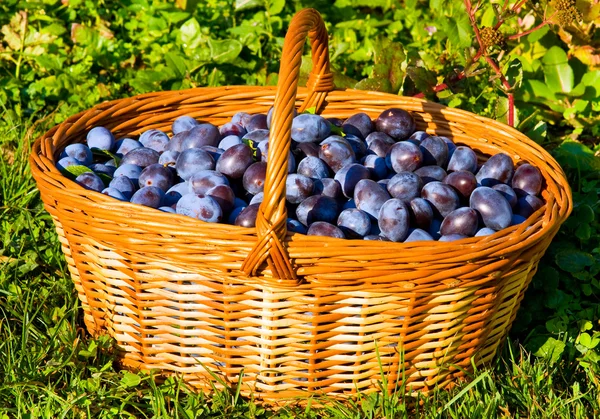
161, 10, 191, 24
525, 121, 547, 144
521, 79, 557, 102
165, 52, 187, 78
575, 224, 591, 241
533, 337, 565, 364
441, 15, 473, 48
330, 125, 345, 136
495, 96, 519, 126
209, 39, 243, 64
544, 289, 569, 309
121, 372, 142, 388
178, 18, 204, 49
333, 72, 358, 89
533, 266, 559, 291
553, 140, 600, 172
555, 249, 595, 273
356, 38, 406, 94
546, 316, 568, 334
505, 58, 523, 89
235, 0, 264, 11
41, 23, 67, 37
406, 66, 436, 96
78, 341, 98, 358
60, 165, 93, 179
480, 5, 497, 27
303, 107, 317, 114
91, 148, 120, 166
577, 204, 595, 223
527, 24, 549, 43
268, 0, 285, 15
542, 46, 574, 94
355, 77, 393, 93
579, 333, 600, 349
35, 55, 65, 72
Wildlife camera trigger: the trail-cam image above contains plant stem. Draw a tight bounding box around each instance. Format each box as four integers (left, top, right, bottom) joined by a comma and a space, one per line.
507, 13, 556, 39
16, 12, 28, 80
417, 0, 516, 126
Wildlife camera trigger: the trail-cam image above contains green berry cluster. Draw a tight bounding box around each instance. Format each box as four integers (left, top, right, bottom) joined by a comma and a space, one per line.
555, 0, 583, 26
480, 26, 505, 50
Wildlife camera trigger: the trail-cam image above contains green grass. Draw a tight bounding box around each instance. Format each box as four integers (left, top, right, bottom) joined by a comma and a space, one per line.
0, 114, 599, 418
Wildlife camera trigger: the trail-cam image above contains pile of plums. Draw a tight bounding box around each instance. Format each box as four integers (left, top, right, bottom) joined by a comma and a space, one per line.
56, 107, 544, 242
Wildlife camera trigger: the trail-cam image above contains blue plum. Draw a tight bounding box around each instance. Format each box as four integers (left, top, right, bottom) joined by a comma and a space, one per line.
216, 144, 254, 179
386, 141, 423, 173
139, 163, 174, 192
342, 113, 373, 139
307, 222, 345, 239
387, 172, 422, 202
181, 124, 220, 149
130, 186, 165, 208
120, 147, 160, 168
61, 143, 93, 166
337, 208, 371, 238
375, 108, 415, 140
109, 176, 137, 200
75, 172, 105, 192
378, 199, 410, 242
291, 114, 331, 143
176, 194, 223, 222
469, 186, 513, 230
113, 138, 142, 157
101, 187, 127, 201
176, 148, 215, 181
353, 179, 391, 219
113, 163, 143, 184
139, 129, 169, 152
172, 116, 199, 134
87, 127, 114, 150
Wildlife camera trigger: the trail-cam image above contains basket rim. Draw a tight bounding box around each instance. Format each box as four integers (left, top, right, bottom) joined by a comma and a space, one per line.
29, 85, 573, 274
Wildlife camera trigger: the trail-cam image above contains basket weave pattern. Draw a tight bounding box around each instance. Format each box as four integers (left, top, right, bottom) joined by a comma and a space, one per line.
30, 10, 572, 401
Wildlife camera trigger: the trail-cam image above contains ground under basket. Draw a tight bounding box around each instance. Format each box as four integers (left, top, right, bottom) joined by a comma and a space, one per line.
30, 8, 572, 402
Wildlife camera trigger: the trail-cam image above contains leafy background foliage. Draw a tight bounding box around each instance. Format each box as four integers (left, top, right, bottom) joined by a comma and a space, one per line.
0, 0, 599, 416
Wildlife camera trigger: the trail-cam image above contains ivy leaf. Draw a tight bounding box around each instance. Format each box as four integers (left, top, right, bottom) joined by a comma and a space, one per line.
542, 46, 574, 94
527, 24, 549, 44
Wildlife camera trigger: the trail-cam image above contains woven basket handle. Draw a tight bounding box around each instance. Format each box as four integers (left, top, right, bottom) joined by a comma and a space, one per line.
241, 8, 334, 286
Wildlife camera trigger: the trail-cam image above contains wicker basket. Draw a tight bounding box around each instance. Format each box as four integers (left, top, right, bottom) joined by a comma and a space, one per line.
30, 9, 572, 402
